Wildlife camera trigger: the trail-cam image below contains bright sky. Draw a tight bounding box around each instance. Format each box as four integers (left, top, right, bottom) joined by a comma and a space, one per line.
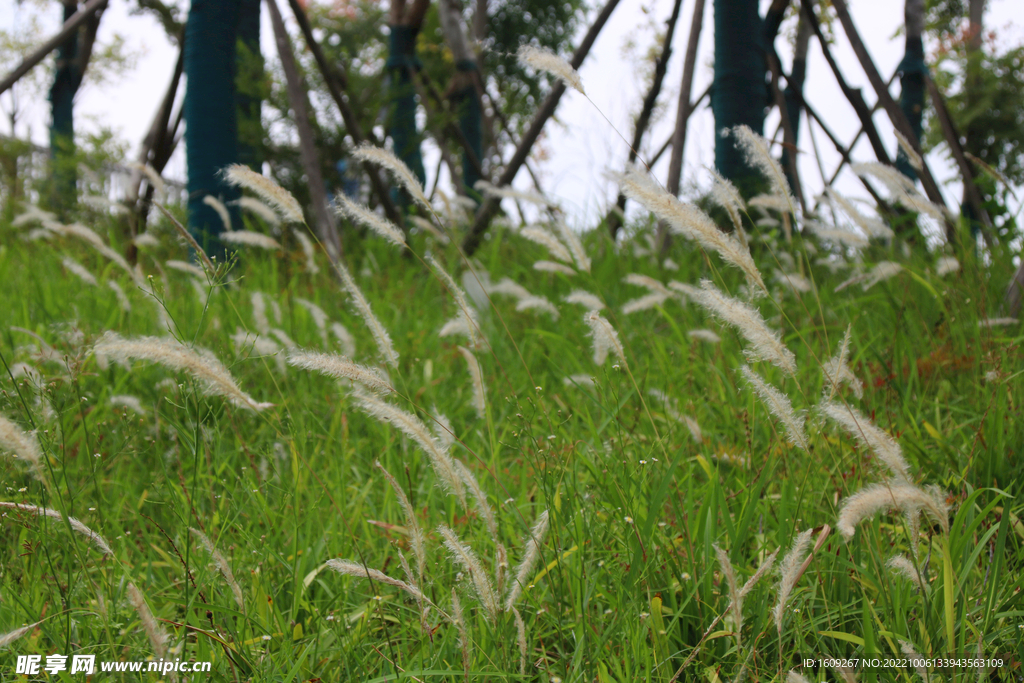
2, 0, 1022, 231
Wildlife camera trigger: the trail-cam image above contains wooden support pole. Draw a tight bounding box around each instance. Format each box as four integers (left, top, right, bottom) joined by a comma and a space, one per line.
666, 0, 706, 198
829, 0, 948, 214
285, 0, 404, 230
267, 0, 341, 258
766, 49, 806, 214
461, 0, 622, 255
607, 0, 685, 236
925, 74, 993, 240
0, 0, 108, 96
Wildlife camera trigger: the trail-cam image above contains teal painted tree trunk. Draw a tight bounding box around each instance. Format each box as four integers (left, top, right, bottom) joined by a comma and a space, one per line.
236, 0, 264, 172
712, 0, 768, 194
49, 2, 82, 215
185, 0, 243, 258
386, 25, 426, 210
896, 0, 926, 181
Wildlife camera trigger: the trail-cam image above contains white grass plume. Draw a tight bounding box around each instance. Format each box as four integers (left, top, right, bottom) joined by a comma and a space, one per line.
647, 389, 702, 442
408, 214, 449, 243
62, 257, 97, 286
563, 374, 596, 388
824, 188, 893, 240
713, 544, 743, 648
979, 317, 1018, 328
335, 261, 399, 367
899, 640, 929, 682
351, 390, 464, 503
564, 290, 605, 310
109, 395, 146, 415
452, 589, 470, 670
190, 527, 244, 608
203, 195, 233, 232
438, 525, 499, 621
807, 223, 870, 249
288, 350, 393, 395
739, 366, 807, 451
295, 298, 330, 345
486, 277, 532, 300
935, 256, 959, 277
375, 461, 427, 582
668, 280, 701, 301
887, 554, 928, 592
506, 510, 550, 610
474, 180, 557, 207
0, 622, 41, 648
427, 255, 481, 348
774, 271, 813, 294
862, 261, 902, 291
554, 220, 590, 273
787, 673, 812, 683
292, 228, 320, 274
618, 166, 765, 293
251, 292, 270, 334
624, 273, 671, 295
0, 502, 112, 554
622, 292, 670, 314
335, 194, 406, 248
773, 528, 814, 634
330, 323, 356, 357
534, 260, 577, 276
822, 326, 863, 400
93, 332, 272, 411
454, 459, 497, 542
688, 329, 721, 344
223, 164, 305, 224
731, 125, 794, 211
458, 346, 487, 419
352, 144, 431, 213
219, 230, 282, 250
512, 606, 527, 675
836, 481, 949, 540
127, 583, 170, 662
707, 168, 746, 234
520, 227, 572, 263
894, 129, 924, 172
166, 260, 206, 279
584, 311, 626, 367
517, 45, 585, 95
133, 232, 161, 249
328, 559, 426, 602
819, 400, 909, 481
694, 280, 797, 375
237, 196, 281, 227
516, 295, 560, 319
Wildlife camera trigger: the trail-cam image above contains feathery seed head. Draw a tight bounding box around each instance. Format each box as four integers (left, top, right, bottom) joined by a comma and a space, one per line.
836, 481, 949, 540
506, 510, 550, 610
584, 311, 626, 367
219, 230, 282, 250
223, 164, 305, 224
335, 261, 399, 367
334, 194, 406, 248
563, 290, 605, 310
517, 45, 585, 95
438, 525, 499, 621
288, 350, 393, 395
819, 400, 909, 481
739, 366, 808, 451
352, 144, 431, 213
93, 332, 272, 411
695, 281, 796, 375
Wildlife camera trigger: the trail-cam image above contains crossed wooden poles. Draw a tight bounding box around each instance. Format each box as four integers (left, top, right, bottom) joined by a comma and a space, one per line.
2, 0, 1021, 314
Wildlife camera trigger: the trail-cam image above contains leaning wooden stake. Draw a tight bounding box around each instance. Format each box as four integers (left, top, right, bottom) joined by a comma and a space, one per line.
267, 0, 341, 258
829, 0, 949, 214
666, 0, 706, 198
285, 0, 403, 230
0, 0, 108, 96
461, 0, 623, 255
607, 0, 685, 237
925, 74, 993, 242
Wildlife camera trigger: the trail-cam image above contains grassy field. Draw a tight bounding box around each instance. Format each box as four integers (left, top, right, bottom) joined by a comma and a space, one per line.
0, 174, 1022, 682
